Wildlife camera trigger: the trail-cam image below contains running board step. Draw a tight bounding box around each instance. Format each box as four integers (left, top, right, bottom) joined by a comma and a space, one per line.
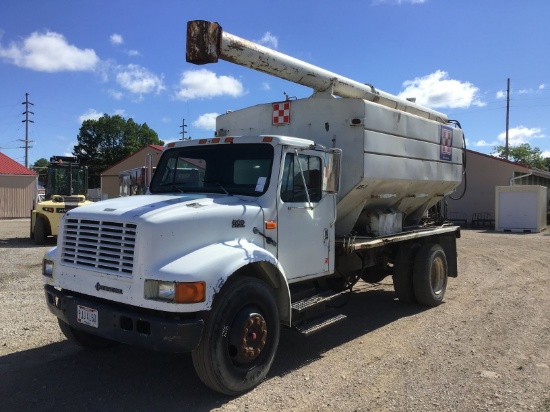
291, 289, 345, 313
293, 311, 347, 336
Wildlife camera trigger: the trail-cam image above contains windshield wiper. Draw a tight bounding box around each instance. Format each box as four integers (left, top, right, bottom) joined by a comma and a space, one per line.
204, 180, 232, 196
170, 185, 184, 193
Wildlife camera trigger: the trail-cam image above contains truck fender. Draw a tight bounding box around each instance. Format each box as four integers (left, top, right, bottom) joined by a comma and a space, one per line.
155, 240, 292, 324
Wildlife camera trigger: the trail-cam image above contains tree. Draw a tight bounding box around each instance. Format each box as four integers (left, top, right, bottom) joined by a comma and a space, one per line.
31, 158, 50, 186
493, 143, 549, 171
73, 114, 164, 187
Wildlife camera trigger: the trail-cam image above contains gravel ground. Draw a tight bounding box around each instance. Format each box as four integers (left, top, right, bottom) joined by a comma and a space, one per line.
0, 218, 549, 412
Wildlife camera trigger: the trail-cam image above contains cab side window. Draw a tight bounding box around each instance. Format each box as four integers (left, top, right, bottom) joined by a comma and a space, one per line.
280, 153, 322, 202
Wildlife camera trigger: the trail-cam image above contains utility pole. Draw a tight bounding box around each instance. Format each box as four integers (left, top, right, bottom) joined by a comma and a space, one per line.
505, 78, 510, 160
18, 93, 34, 167
179, 118, 188, 140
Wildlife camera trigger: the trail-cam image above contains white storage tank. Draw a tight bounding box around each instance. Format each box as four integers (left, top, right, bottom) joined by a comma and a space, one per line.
495, 185, 548, 232
217, 97, 464, 236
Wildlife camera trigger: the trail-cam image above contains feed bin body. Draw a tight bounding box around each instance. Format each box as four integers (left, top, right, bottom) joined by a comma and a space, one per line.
217, 97, 464, 235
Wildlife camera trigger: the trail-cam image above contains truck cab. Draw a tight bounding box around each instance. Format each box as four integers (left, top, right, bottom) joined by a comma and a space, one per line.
43, 135, 341, 394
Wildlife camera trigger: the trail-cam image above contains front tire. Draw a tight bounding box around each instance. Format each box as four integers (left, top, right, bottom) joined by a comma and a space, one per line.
412, 243, 448, 307
192, 277, 280, 395
57, 318, 114, 349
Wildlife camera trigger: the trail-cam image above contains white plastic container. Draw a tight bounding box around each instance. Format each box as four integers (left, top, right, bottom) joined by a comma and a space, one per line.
495, 185, 547, 232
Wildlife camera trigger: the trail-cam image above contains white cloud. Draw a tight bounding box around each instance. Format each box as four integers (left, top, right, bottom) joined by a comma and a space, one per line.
497, 126, 544, 146
496, 90, 506, 99
78, 109, 104, 123
110, 33, 124, 46
127, 49, 140, 57
539, 84, 546, 90
397, 70, 485, 109
113, 109, 126, 117
257, 32, 278, 49
0, 31, 99, 72
262, 82, 271, 91
161, 116, 171, 123
474, 140, 499, 147
174, 69, 244, 101
115, 64, 165, 95
541, 150, 550, 158
108, 89, 124, 100
193, 113, 219, 130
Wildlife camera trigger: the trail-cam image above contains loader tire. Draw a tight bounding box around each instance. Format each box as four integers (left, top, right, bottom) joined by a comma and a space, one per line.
34, 215, 47, 245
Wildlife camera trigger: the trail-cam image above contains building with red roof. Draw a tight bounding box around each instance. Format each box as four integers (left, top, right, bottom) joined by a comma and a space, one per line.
0, 152, 38, 218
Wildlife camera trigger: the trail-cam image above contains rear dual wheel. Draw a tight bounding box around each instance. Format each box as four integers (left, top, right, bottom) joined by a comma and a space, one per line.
393, 243, 448, 307
413, 244, 448, 307
192, 277, 280, 395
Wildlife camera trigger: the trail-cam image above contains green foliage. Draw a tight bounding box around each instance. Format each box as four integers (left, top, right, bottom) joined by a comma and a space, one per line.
73, 114, 164, 187
493, 143, 549, 171
31, 157, 50, 186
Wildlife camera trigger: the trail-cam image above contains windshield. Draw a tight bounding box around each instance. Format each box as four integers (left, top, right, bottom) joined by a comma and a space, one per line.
150, 143, 274, 196
46, 165, 87, 198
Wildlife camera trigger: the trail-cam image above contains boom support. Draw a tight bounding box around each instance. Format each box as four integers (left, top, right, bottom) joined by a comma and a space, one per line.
186, 20, 448, 123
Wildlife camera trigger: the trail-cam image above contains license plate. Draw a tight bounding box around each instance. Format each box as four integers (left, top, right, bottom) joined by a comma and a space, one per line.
77, 305, 98, 328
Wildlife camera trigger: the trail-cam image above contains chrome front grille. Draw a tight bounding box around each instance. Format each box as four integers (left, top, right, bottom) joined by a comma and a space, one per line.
61, 218, 137, 276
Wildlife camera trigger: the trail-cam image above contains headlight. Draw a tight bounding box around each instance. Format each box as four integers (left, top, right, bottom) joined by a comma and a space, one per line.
42, 207, 54, 213
43, 259, 54, 277
144, 280, 205, 303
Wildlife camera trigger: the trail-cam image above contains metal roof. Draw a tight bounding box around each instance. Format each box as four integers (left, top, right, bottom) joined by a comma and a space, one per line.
0, 152, 37, 175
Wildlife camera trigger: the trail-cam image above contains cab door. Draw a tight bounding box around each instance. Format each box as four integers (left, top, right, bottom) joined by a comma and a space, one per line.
276, 149, 336, 281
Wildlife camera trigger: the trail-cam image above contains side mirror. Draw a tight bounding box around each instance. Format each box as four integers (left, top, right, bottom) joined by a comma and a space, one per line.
323, 149, 342, 194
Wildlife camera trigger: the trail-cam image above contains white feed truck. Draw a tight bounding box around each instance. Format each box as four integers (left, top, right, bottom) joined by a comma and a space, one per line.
42, 20, 465, 395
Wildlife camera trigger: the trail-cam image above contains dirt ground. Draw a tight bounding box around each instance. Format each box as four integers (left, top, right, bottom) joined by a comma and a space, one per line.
0, 218, 549, 412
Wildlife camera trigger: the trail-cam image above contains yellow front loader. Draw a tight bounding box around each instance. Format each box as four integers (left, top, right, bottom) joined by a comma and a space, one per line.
31, 156, 92, 244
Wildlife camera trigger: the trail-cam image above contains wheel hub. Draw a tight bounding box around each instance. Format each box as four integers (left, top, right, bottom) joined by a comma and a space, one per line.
430, 256, 445, 295
228, 311, 267, 364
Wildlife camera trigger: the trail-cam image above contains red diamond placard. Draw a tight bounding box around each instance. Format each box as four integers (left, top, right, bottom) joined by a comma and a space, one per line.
272, 102, 291, 125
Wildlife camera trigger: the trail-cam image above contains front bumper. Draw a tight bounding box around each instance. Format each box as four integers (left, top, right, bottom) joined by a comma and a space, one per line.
45, 285, 204, 353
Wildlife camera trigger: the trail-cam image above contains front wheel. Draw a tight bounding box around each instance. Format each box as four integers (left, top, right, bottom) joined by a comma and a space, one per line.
412, 243, 448, 307
57, 318, 115, 349
192, 277, 280, 395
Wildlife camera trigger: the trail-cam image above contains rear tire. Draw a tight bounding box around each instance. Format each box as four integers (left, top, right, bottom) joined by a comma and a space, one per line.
57, 318, 114, 349
192, 277, 280, 395
412, 243, 448, 307
393, 243, 420, 304
34, 215, 46, 245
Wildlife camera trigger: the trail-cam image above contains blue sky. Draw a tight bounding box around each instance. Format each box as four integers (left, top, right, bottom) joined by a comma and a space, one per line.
1, 0, 549, 167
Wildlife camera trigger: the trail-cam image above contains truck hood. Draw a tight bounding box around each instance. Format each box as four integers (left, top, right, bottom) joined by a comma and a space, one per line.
65, 193, 235, 220
60, 194, 266, 277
